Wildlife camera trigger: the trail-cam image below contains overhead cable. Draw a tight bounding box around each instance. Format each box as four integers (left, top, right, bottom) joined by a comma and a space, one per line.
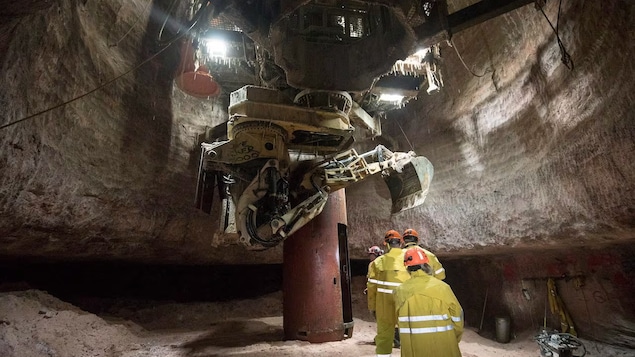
537, 0, 574, 70
1, 2, 209, 131
108, 0, 153, 48
449, 37, 493, 78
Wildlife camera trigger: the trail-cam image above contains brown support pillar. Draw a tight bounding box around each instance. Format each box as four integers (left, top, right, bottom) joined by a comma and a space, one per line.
283, 189, 347, 343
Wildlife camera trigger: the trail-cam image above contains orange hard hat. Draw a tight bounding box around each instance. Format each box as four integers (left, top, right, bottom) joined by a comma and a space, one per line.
404, 248, 429, 266
367, 246, 384, 255
384, 229, 402, 242
403, 228, 419, 239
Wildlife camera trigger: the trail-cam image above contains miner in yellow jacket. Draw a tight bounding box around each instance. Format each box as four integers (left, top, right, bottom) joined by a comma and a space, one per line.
403, 228, 446, 280
367, 230, 411, 357
394, 248, 464, 357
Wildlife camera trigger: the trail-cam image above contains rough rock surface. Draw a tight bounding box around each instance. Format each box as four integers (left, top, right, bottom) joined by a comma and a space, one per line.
348, 0, 635, 256
2, 279, 633, 357
0, 0, 634, 263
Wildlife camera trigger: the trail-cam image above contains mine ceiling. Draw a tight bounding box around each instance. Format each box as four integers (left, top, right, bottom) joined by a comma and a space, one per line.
0, 0, 633, 263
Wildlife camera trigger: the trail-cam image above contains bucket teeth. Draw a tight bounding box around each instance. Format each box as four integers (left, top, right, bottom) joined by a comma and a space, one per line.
384, 156, 434, 214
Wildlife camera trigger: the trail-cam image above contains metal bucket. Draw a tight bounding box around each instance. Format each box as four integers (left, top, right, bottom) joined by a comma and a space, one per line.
495, 316, 511, 343
385, 156, 434, 214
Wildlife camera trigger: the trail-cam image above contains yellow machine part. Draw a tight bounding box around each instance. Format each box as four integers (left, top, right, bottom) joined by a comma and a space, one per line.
547, 278, 577, 336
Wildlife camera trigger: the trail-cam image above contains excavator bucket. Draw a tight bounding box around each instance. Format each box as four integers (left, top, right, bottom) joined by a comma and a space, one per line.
384, 156, 434, 214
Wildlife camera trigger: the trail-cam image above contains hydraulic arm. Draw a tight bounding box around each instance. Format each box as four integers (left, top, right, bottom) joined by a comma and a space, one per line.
196, 86, 433, 249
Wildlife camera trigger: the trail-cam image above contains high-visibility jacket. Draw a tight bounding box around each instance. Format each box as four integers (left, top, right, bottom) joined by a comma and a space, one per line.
367, 247, 411, 356
404, 243, 446, 280
394, 270, 464, 357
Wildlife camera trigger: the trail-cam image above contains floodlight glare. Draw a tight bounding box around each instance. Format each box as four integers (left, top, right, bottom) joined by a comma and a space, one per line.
379, 93, 405, 102
204, 38, 228, 58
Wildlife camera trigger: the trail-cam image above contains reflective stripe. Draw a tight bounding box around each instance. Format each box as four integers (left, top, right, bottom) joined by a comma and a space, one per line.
381, 281, 402, 287
377, 288, 394, 294
451, 316, 462, 322
377, 354, 392, 357
399, 314, 448, 322
367, 279, 402, 287
435, 268, 445, 275
400, 325, 454, 334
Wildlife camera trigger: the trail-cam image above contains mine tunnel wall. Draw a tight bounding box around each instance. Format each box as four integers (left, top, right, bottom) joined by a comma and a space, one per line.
2, 246, 633, 348
444, 243, 635, 347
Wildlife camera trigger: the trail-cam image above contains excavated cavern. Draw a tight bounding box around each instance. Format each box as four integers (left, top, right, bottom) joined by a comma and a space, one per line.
0, 0, 634, 356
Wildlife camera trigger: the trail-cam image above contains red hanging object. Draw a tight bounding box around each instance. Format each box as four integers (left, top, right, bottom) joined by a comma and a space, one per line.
175, 40, 221, 98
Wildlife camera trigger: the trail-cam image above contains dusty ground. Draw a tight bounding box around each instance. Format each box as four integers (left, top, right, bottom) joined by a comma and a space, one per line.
0, 277, 633, 357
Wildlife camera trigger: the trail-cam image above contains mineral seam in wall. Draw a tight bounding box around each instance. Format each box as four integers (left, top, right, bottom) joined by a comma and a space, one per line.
445, 245, 635, 347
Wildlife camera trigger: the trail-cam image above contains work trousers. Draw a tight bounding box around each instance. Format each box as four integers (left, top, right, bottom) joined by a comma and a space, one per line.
375, 293, 398, 356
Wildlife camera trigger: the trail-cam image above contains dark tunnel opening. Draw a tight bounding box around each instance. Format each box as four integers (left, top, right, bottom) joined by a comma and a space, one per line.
1, 246, 634, 350
0, 259, 373, 314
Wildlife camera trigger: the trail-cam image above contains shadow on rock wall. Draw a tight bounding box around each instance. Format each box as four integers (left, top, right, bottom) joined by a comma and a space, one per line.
120, 0, 180, 185
444, 244, 635, 348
